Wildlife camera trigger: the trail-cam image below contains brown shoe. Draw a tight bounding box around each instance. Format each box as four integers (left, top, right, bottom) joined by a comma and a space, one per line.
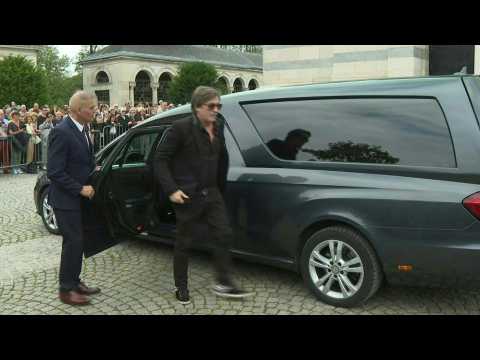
59, 290, 91, 306
77, 281, 101, 295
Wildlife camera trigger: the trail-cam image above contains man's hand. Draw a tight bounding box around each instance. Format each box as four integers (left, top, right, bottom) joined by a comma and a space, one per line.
169, 190, 189, 204
80, 185, 95, 200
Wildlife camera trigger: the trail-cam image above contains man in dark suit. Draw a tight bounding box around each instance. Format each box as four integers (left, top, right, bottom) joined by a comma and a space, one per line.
47, 91, 101, 306
154, 86, 254, 305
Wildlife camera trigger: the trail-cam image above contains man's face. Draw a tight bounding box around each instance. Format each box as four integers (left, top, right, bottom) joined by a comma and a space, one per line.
287, 135, 309, 153
76, 100, 97, 124
196, 97, 221, 124
34, 103, 39, 109
42, 108, 49, 116
55, 112, 63, 120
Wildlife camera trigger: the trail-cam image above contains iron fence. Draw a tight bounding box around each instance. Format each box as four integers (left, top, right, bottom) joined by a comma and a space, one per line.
0, 123, 130, 173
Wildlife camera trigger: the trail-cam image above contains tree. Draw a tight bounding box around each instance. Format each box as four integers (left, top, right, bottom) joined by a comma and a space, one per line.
303, 141, 399, 164
75, 45, 107, 73
167, 62, 220, 104
0, 55, 48, 107
37, 46, 72, 106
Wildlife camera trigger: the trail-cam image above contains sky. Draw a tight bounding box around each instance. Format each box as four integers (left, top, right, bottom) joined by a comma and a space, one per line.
54, 45, 82, 74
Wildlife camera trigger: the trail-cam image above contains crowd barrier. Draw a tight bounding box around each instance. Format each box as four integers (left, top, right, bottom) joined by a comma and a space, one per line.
0, 123, 130, 173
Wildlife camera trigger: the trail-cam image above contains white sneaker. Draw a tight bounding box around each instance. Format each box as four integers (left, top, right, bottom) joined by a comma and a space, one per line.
212, 283, 255, 298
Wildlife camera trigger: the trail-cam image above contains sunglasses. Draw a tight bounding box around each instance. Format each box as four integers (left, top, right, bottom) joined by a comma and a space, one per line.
204, 103, 222, 111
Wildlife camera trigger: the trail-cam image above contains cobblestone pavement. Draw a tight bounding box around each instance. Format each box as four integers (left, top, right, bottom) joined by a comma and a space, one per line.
2, 174, 480, 315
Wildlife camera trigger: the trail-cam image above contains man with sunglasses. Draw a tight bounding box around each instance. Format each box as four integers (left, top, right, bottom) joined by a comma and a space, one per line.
154, 86, 254, 305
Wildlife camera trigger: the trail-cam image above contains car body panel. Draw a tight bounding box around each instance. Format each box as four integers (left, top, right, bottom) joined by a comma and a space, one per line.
35, 75, 480, 288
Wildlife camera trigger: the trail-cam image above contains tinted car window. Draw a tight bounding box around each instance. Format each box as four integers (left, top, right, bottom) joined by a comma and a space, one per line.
113, 131, 161, 167
243, 98, 456, 168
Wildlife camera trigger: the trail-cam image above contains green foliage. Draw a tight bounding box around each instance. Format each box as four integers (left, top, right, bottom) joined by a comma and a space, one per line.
303, 141, 399, 164
167, 62, 220, 104
75, 45, 107, 73
37, 46, 74, 106
0, 55, 48, 107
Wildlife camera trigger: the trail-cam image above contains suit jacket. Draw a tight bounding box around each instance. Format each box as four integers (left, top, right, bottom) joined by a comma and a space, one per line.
47, 116, 95, 210
154, 115, 229, 198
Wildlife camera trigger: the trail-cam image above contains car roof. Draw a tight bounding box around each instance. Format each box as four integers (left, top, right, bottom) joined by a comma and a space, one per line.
136, 75, 479, 129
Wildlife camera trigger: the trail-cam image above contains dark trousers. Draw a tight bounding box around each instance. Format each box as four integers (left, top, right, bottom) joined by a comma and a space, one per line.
172, 188, 233, 289
54, 209, 84, 292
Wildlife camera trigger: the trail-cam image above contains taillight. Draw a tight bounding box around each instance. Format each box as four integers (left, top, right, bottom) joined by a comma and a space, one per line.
463, 192, 480, 220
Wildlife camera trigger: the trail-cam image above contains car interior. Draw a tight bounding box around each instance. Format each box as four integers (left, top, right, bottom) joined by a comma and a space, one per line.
99, 126, 177, 239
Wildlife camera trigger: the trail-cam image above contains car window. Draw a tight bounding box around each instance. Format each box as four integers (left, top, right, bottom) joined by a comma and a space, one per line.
243, 98, 456, 168
113, 131, 161, 168
224, 121, 245, 166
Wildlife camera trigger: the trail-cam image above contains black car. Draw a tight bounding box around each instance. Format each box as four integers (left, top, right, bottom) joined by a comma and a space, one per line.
35, 75, 480, 307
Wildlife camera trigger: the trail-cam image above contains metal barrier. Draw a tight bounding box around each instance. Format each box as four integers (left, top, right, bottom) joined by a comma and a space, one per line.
0, 123, 131, 173
0, 134, 43, 174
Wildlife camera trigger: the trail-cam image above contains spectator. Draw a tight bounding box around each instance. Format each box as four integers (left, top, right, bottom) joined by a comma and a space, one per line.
127, 108, 137, 128
0, 109, 8, 127
39, 112, 55, 170
134, 107, 144, 123
19, 105, 27, 117
31, 103, 40, 114
36, 106, 49, 128
54, 111, 64, 126
0, 114, 10, 174
93, 110, 104, 131
25, 113, 41, 173
7, 111, 27, 175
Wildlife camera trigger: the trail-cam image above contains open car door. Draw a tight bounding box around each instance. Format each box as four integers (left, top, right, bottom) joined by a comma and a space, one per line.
83, 125, 169, 257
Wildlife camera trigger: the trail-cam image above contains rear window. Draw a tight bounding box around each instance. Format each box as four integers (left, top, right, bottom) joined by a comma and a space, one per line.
242, 98, 456, 168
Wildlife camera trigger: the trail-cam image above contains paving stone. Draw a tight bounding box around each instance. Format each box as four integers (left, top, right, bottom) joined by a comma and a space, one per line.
3, 174, 480, 315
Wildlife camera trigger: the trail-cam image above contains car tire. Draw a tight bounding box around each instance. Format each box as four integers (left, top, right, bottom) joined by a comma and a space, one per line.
300, 226, 383, 308
40, 188, 61, 235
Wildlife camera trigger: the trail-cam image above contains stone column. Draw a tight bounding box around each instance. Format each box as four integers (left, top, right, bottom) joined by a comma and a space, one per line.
475, 45, 480, 75
151, 82, 159, 107
129, 82, 136, 106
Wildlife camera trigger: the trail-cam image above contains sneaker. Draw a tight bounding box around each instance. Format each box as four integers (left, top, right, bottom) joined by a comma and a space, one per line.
212, 283, 255, 299
174, 287, 191, 305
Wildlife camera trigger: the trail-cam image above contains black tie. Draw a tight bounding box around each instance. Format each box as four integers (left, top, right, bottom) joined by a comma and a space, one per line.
82, 126, 91, 150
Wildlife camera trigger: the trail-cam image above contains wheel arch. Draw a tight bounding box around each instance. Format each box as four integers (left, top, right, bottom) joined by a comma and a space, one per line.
295, 217, 385, 274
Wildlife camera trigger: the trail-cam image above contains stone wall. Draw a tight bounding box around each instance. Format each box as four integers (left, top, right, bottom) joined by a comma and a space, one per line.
263, 45, 430, 86
83, 58, 263, 106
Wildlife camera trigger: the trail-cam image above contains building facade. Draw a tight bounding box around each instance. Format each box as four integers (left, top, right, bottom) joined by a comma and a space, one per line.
0, 45, 45, 66
81, 45, 263, 106
263, 45, 480, 86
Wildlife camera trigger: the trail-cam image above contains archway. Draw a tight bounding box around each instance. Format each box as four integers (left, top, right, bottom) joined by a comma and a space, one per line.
96, 71, 110, 84
158, 72, 173, 103
134, 70, 152, 106
429, 45, 475, 75
248, 79, 259, 90
233, 78, 244, 93
216, 76, 230, 94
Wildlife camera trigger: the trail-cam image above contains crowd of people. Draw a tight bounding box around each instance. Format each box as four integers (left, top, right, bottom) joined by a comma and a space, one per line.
0, 99, 180, 175
92, 100, 179, 131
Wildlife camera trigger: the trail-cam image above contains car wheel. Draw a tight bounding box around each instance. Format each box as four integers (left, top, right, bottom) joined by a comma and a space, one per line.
300, 226, 383, 308
40, 188, 61, 235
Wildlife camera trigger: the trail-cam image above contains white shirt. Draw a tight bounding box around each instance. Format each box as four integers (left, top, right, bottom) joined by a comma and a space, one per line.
70, 116, 90, 148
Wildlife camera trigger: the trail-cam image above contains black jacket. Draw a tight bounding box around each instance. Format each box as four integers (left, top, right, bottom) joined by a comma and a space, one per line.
154, 115, 229, 197
47, 117, 95, 210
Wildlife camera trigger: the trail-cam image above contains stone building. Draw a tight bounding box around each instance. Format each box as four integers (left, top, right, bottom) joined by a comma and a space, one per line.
0, 45, 46, 66
263, 45, 480, 86
81, 45, 263, 106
